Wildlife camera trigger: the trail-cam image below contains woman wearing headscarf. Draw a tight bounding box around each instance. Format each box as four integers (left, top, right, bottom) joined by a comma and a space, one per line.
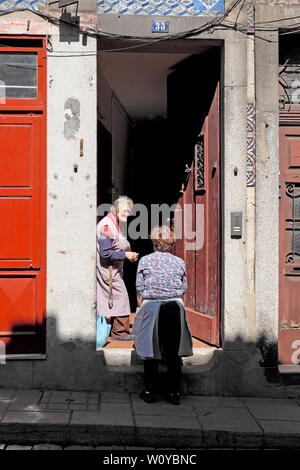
97, 196, 138, 341
133, 226, 193, 405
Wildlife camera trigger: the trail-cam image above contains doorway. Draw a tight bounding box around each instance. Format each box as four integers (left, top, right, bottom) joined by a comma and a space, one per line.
97, 40, 222, 350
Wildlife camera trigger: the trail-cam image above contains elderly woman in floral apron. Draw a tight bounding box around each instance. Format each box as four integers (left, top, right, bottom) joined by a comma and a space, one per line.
97, 196, 138, 340
133, 226, 193, 405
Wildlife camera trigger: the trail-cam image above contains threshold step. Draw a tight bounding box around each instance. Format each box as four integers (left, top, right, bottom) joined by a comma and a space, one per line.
278, 364, 300, 374
100, 347, 217, 367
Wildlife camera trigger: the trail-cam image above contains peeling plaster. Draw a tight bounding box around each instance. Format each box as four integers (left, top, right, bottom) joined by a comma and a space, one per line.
64, 98, 80, 141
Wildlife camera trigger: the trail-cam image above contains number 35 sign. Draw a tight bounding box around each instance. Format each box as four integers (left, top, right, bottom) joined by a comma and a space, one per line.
152, 20, 169, 33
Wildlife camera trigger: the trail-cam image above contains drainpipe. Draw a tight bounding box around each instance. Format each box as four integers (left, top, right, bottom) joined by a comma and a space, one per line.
246, 2, 256, 343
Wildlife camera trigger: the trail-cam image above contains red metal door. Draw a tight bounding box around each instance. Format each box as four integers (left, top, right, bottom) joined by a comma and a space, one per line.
174, 83, 220, 346
279, 125, 300, 364
0, 115, 41, 269
0, 37, 46, 356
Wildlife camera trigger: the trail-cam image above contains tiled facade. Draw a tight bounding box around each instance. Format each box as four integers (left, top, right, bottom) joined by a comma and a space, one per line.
96, 0, 224, 16
247, 103, 256, 187
0, 0, 46, 10
0, 0, 225, 14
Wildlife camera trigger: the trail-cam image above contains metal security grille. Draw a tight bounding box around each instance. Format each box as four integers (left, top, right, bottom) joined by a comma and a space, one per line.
279, 40, 300, 110
284, 65, 300, 105
286, 183, 300, 262
195, 135, 205, 190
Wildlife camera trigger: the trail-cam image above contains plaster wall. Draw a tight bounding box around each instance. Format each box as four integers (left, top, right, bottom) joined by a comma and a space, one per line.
255, 25, 279, 366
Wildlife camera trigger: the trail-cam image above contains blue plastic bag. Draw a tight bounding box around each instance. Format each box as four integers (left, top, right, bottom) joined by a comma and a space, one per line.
96, 312, 111, 349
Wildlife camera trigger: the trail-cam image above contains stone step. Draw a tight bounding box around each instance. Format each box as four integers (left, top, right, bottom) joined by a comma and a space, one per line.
102, 347, 217, 367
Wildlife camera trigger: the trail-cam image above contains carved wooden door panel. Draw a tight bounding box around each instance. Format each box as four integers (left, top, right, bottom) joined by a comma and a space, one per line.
279, 126, 300, 365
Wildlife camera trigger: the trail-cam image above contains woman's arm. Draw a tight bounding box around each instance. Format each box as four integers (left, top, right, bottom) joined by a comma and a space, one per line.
178, 259, 188, 295
136, 259, 145, 297
99, 233, 125, 260
182, 269, 188, 294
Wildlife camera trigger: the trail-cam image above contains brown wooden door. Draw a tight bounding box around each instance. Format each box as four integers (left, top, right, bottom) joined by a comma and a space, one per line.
174, 83, 220, 346
279, 125, 300, 364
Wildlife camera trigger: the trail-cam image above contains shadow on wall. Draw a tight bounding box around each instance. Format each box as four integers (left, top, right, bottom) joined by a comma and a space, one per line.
0, 316, 300, 398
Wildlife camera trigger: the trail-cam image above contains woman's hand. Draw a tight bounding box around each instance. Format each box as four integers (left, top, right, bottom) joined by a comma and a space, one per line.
137, 295, 143, 307
125, 251, 139, 262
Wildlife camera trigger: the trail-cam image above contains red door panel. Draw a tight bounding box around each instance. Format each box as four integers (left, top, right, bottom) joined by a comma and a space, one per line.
0, 124, 34, 186
0, 272, 44, 355
184, 162, 196, 310
0, 115, 41, 269
0, 36, 46, 356
174, 82, 220, 347
278, 329, 300, 365
279, 126, 300, 365
189, 85, 220, 345
0, 273, 40, 334
0, 115, 45, 355
0, 197, 33, 261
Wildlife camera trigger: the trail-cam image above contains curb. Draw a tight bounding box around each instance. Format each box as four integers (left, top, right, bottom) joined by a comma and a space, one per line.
0, 422, 300, 449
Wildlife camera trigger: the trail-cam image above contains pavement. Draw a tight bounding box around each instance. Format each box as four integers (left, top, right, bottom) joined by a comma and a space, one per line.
0, 389, 300, 449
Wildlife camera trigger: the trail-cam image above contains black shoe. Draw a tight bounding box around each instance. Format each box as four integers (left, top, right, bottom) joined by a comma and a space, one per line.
168, 392, 180, 405
140, 390, 155, 404
111, 334, 134, 341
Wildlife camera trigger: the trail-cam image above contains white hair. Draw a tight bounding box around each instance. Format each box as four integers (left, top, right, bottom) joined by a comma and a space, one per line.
111, 196, 133, 215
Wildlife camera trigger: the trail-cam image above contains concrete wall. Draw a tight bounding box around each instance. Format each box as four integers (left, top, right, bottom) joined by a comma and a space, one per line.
255, 21, 279, 368
41, 22, 97, 386
222, 31, 248, 347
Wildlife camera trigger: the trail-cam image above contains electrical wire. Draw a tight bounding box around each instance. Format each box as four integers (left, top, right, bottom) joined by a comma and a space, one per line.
0, 0, 245, 44
1, 3, 300, 108
0, 1, 251, 55
97, 0, 245, 42
234, 0, 246, 28
0, 1, 300, 54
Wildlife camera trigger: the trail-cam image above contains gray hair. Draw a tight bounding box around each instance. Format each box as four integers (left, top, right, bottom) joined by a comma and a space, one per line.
111, 196, 133, 215
150, 225, 176, 252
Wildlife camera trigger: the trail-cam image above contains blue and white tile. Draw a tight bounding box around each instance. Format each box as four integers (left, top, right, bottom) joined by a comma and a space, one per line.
0, 0, 46, 10
97, 0, 224, 15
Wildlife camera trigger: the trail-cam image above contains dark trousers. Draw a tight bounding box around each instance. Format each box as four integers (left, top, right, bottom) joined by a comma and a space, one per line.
144, 301, 182, 394
110, 315, 130, 338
